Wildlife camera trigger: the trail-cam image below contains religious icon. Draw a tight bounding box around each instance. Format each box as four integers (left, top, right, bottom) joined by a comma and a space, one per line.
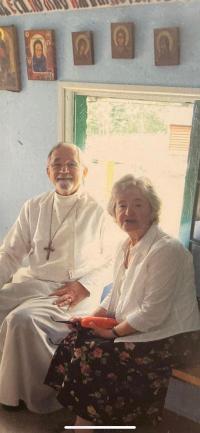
24, 29, 57, 80
0, 26, 21, 92
154, 27, 180, 66
111, 22, 134, 59
72, 31, 94, 66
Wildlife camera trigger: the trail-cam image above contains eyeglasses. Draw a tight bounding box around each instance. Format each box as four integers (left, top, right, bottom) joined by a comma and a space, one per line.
50, 161, 80, 171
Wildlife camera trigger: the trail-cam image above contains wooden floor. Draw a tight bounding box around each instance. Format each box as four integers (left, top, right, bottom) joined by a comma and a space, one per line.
145, 410, 200, 433
0, 406, 73, 433
0, 407, 199, 433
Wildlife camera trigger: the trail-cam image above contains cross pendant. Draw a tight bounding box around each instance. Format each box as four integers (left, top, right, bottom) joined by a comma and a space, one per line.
44, 241, 55, 260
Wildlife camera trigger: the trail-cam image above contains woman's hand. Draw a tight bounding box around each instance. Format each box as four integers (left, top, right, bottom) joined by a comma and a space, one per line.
89, 322, 115, 339
90, 320, 137, 339
91, 307, 108, 318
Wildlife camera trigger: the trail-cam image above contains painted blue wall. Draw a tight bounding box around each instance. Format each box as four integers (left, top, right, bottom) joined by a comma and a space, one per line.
0, 0, 200, 237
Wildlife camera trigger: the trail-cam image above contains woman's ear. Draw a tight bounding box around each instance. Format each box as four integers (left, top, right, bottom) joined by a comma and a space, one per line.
150, 210, 155, 223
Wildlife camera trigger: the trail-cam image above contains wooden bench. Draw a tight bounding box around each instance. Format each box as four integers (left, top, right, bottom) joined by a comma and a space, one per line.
165, 295, 200, 425
164, 365, 200, 424
172, 365, 200, 387
172, 297, 200, 383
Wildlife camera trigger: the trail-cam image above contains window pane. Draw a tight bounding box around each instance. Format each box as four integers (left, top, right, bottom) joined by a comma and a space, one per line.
84, 97, 193, 237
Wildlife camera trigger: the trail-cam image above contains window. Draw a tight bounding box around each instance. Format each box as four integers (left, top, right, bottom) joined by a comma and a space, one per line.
58, 82, 200, 243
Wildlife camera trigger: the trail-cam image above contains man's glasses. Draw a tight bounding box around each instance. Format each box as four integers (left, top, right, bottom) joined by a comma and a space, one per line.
50, 161, 80, 171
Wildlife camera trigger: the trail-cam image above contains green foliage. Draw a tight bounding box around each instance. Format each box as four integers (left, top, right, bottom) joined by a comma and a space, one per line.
87, 99, 167, 136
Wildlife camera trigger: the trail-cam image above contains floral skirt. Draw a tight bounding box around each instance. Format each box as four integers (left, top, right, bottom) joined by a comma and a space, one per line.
45, 327, 200, 427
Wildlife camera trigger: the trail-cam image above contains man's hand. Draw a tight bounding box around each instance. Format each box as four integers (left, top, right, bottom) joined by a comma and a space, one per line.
50, 282, 90, 307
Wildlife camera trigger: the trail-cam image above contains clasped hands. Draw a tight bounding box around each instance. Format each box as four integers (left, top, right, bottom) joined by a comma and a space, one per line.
50, 281, 89, 307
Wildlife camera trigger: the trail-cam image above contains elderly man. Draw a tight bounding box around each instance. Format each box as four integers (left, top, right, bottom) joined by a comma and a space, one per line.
0, 143, 116, 413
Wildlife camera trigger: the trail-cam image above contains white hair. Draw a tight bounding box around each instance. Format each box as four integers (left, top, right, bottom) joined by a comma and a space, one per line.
47, 142, 88, 169
107, 174, 161, 224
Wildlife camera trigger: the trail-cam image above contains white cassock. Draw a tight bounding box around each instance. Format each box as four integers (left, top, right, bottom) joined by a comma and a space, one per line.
0, 188, 117, 413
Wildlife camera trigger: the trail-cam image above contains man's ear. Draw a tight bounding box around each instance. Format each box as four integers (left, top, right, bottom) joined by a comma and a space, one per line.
83, 166, 88, 178
46, 166, 50, 178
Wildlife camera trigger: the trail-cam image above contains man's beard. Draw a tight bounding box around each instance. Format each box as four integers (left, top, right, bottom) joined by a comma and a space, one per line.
57, 178, 74, 192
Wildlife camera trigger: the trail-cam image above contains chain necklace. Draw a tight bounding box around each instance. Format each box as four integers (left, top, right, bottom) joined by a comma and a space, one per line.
124, 240, 132, 269
44, 194, 78, 260
124, 239, 136, 269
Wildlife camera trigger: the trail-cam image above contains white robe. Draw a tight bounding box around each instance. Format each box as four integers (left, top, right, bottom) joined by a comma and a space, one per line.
0, 188, 117, 413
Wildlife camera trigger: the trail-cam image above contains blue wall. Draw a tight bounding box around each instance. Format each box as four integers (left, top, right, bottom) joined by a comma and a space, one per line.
0, 0, 200, 237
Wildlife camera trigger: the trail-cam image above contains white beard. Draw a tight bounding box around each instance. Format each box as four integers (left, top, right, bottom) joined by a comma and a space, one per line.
57, 179, 74, 192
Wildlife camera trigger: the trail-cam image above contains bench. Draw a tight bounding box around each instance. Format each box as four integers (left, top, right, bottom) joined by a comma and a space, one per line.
165, 298, 200, 423
172, 365, 200, 387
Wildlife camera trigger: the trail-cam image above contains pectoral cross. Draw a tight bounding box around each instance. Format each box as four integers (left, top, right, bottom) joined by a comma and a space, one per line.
44, 241, 55, 260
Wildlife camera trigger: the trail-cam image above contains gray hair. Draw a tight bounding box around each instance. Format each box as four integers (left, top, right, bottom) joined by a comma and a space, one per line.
47, 142, 88, 169
107, 174, 161, 224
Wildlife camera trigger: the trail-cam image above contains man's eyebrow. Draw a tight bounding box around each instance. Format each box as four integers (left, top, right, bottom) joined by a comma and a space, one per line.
51, 157, 60, 162
50, 157, 78, 164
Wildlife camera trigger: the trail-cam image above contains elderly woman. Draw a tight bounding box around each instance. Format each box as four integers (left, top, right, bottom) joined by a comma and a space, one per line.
45, 174, 200, 431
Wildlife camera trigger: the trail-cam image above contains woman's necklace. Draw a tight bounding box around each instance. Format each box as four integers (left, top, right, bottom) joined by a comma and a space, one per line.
124, 240, 132, 269
44, 195, 78, 260
124, 239, 138, 269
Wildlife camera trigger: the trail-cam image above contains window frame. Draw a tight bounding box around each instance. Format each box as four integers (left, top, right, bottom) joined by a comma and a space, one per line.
58, 82, 200, 246
58, 81, 200, 143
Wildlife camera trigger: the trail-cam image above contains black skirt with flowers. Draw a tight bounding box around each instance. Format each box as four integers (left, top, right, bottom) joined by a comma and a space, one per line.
45, 326, 200, 427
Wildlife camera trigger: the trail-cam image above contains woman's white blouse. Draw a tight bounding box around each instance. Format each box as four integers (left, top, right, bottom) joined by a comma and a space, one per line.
101, 224, 200, 342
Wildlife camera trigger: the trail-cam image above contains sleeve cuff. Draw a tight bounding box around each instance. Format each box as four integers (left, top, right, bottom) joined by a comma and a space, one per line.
126, 310, 152, 333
